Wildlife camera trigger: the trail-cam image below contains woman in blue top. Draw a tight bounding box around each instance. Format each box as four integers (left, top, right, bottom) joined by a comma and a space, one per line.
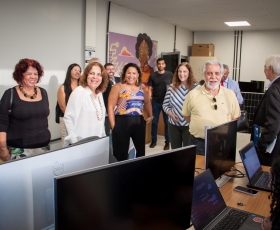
108, 63, 153, 161
162, 62, 198, 149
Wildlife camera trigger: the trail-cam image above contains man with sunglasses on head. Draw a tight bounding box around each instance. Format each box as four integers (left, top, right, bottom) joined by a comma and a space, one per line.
182, 60, 240, 155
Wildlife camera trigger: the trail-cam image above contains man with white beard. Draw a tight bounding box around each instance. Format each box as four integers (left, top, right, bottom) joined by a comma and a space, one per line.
181, 60, 240, 155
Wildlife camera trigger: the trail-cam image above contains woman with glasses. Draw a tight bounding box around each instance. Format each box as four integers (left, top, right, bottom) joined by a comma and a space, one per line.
57, 63, 81, 145
162, 62, 198, 149
63, 62, 108, 146
262, 156, 280, 230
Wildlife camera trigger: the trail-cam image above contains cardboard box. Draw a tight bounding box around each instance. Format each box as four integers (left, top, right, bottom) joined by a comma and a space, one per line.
192, 44, 214, 56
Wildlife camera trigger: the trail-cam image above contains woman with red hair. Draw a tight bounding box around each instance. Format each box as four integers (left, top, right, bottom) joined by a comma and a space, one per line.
0, 58, 50, 161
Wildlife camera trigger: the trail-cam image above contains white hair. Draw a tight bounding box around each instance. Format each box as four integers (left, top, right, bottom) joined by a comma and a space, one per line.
202, 60, 224, 75
265, 55, 280, 75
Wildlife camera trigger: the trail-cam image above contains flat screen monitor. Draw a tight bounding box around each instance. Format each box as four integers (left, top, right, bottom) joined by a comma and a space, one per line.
238, 81, 258, 92
161, 51, 180, 73
251, 80, 264, 93
54, 146, 197, 230
0, 136, 109, 230
205, 120, 237, 180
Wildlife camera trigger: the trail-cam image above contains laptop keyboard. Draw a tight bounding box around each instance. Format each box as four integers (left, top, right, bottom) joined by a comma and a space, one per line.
255, 172, 269, 189
211, 209, 250, 230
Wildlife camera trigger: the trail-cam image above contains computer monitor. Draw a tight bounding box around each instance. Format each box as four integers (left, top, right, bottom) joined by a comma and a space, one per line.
54, 146, 197, 230
238, 81, 258, 92
161, 51, 180, 73
205, 120, 237, 180
251, 80, 264, 93
0, 136, 109, 230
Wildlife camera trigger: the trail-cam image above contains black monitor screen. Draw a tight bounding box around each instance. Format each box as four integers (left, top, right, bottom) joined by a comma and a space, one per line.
162, 52, 180, 74
251, 80, 264, 93
238, 81, 258, 92
54, 146, 197, 230
205, 120, 237, 179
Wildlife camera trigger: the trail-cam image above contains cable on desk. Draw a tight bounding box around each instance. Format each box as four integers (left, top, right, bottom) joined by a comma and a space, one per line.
223, 167, 246, 178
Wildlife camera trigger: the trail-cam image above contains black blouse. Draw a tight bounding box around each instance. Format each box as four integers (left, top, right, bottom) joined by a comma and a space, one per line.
0, 87, 51, 148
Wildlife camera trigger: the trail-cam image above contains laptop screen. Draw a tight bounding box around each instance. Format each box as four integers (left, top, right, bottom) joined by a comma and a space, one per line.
191, 169, 227, 230
240, 142, 261, 179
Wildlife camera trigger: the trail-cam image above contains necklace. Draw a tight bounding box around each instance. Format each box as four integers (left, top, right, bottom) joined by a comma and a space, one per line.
90, 94, 103, 121
19, 85, 37, 99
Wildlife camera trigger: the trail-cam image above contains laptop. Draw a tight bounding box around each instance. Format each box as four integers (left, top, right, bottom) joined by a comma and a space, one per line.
191, 169, 264, 230
239, 141, 271, 192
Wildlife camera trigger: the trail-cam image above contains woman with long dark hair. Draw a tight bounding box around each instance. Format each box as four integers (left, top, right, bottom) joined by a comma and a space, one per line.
57, 63, 81, 145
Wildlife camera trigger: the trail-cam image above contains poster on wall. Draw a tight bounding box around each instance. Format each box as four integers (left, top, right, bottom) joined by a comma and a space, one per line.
108, 32, 158, 88
85, 46, 96, 67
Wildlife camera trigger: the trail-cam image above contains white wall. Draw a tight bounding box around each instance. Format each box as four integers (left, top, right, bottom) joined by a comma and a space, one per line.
241, 30, 280, 86
194, 31, 235, 72
194, 30, 280, 87
0, 0, 85, 140
176, 27, 193, 56
95, 0, 108, 63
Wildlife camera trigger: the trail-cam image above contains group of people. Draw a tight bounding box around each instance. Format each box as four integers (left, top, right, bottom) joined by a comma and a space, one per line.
1, 55, 280, 165
0, 55, 280, 228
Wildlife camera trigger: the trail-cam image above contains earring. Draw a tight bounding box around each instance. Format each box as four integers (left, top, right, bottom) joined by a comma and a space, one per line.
136, 79, 139, 84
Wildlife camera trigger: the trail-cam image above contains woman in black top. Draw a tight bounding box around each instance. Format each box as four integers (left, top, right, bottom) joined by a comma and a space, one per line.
262, 156, 280, 230
56, 63, 81, 145
0, 58, 50, 161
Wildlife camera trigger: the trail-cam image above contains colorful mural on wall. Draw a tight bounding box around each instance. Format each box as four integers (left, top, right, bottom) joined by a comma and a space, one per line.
108, 32, 158, 89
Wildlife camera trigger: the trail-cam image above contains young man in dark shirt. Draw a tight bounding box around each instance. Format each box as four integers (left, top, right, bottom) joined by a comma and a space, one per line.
148, 58, 173, 150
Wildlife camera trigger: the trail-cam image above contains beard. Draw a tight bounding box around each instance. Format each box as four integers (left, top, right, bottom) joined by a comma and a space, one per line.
205, 81, 219, 90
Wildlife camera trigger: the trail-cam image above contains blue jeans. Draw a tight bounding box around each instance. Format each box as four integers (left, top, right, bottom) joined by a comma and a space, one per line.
151, 102, 170, 143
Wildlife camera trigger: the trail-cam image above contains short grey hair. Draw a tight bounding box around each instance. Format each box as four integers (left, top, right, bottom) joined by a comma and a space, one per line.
265, 55, 280, 75
223, 64, 229, 71
202, 60, 224, 75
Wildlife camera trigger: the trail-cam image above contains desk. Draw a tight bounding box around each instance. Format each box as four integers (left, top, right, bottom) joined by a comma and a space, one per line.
195, 155, 270, 217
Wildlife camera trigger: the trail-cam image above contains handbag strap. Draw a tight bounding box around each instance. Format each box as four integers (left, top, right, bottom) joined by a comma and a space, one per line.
8, 88, 13, 115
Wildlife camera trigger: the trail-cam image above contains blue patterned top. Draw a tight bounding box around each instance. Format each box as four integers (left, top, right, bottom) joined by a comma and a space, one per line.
163, 84, 198, 126
115, 87, 144, 116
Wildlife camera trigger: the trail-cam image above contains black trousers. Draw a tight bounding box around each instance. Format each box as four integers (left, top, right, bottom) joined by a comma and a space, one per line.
104, 116, 110, 136
112, 115, 146, 161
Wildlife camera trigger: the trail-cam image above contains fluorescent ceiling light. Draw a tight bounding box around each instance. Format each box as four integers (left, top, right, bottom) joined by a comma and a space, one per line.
224, 21, 250, 27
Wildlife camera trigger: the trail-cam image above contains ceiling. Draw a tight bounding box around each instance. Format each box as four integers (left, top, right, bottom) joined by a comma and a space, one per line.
108, 0, 280, 31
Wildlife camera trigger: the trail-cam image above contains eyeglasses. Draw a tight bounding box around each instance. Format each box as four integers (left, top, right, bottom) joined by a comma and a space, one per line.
213, 97, 218, 110
73, 69, 81, 73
